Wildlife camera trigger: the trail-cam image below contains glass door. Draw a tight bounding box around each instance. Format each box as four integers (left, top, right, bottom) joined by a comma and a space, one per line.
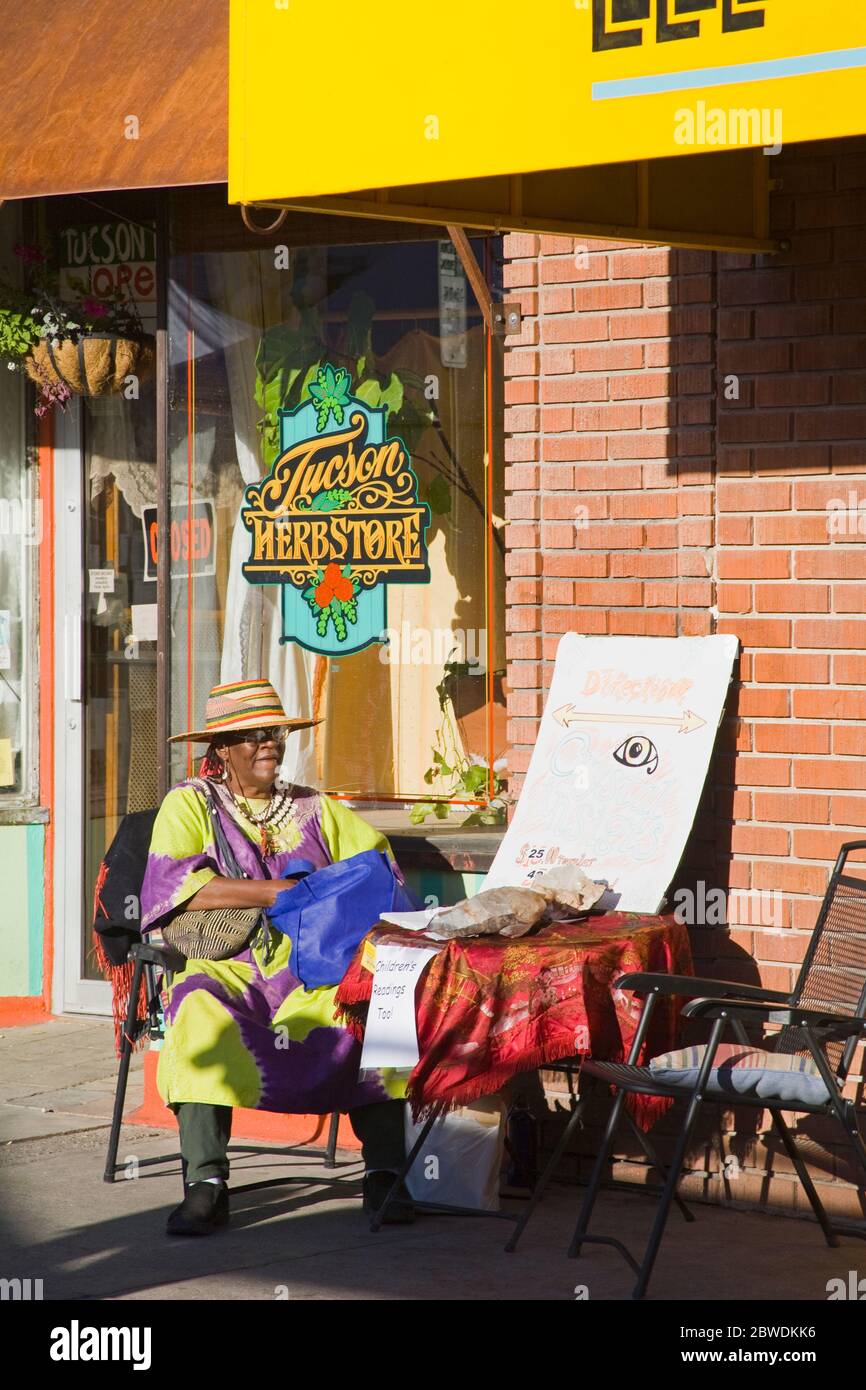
54, 386, 158, 1010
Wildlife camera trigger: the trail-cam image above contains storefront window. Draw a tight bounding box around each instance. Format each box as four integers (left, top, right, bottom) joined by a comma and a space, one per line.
167, 201, 505, 811
0, 204, 38, 805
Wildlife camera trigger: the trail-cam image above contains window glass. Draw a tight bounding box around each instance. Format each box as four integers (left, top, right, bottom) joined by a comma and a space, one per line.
0, 204, 37, 803
168, 216, 505, 811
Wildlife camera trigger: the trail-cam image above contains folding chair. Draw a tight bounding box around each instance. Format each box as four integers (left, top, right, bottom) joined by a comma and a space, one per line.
103, 940, 343, 1189
569, 839, 866, 1299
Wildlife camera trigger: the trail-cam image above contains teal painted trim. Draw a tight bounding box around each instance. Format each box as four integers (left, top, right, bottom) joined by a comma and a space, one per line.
26, 824, 44, 997
404, 867, 488, 911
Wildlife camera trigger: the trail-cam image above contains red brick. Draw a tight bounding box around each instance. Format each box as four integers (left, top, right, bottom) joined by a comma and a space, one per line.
574, 404, 641, 432
542, 315, 609, 344
754, 793, 830, 825
542, 552, 607, 578
505, 496, 540, 524
718, 480, 791, 512
755, 375, 831, 408
609, 372, 670, 401
609, 249, 670, 279
798, 551, 866, 579
610, 493, 677, 520
794, 689, 866, 719
729, 826, 790, 856
505, 636, 541, 661
505, 378, 538, 406
506, 578, 541, 604
796, 619, 866, 648
793, 829, 866, 862
608, 434, 671, 460
833, 727, 866, 756
756, 516, 830, 545
505, 551, 543, 577
540, 579, 573, 605
577, 522, 645, 549
795, 760, 866, 791
756, 584, 829, 613
540, 286, 574, 314
833, 584, 866, 613
718, 551, 791, 580
754, 723, 830, 754
541, 376, 605, 404
574, 283, 643, 311
730, 756, 791, 787
754, 653, 830, 684
797, 408, 866, 441
504, 463, 540, 491
717, 618, 792, 648
834, 655, 866, 684
610, 311, 669, 340
541, 347, 575, 375
717, 516, 753, 546
608, 611, 677, 637
717, 583, 752, 613
753, 860, 828, 896
572, 343, 643, 372
734, 688, 790, 718
831, 797, 866, 826
542, 435, 607, 462
573, 581, 642, 607
573, 464, 642, 490
679, 519, 714, 546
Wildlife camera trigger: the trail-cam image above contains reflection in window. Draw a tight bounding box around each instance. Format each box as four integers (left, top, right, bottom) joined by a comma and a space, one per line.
168, 229, 505, 806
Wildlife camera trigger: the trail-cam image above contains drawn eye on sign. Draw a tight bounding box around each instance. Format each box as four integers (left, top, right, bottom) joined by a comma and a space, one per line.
241, 364, 431, 656
613, 735, 659, 775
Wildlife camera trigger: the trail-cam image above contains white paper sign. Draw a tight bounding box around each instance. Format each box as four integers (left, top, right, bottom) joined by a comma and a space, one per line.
485, 633, 738, 912
131, 603, 158, 642
89, 568, 115, 593
360, 943, 439, 1070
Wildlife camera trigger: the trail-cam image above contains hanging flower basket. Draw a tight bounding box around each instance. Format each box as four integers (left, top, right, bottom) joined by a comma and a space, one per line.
24, 333, 155, 398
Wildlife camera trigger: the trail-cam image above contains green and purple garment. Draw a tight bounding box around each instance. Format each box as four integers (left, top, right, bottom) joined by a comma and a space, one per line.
140, 777, 406, 1113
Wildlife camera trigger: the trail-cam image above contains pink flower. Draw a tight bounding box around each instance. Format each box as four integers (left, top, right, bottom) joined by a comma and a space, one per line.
13, 243, 46, 264
82, 296, 107, 317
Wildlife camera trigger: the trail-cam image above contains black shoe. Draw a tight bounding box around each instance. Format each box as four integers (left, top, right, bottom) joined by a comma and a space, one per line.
362, 1171, 416, 1225
166, 1181, 229, 1236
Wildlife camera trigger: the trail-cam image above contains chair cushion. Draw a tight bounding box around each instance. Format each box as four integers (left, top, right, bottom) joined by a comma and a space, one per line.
649, 1043, 830, 1106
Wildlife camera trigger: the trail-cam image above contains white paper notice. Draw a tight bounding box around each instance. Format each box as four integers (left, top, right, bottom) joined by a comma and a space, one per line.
360, 943, 439, 1070
484, 632, 739, 913
131, 603, 159, 642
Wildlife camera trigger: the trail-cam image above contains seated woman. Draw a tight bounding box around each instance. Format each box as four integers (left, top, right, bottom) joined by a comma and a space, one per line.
140, 678, 412, 1236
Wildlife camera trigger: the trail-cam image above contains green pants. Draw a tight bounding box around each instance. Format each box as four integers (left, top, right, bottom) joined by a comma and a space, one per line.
175, 1100, 407, 1184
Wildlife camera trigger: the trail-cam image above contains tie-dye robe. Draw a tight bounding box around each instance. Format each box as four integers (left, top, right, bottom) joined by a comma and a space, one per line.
139, 776, 405, 1113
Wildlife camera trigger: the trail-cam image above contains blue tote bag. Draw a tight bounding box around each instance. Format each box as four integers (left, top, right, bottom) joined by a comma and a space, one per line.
268, 849, 418, 990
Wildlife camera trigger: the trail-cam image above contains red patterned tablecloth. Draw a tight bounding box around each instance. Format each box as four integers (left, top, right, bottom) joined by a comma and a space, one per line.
335, 911, 693, 1116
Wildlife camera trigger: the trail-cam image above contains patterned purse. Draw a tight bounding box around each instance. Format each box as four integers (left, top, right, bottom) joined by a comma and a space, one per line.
161, 781, 269, 962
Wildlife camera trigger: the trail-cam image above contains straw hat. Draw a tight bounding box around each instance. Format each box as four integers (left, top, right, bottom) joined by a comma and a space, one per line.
168, 678, 322, 743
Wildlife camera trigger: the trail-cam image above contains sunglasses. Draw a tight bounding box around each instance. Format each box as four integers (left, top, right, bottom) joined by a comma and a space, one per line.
221, 726, 288, 749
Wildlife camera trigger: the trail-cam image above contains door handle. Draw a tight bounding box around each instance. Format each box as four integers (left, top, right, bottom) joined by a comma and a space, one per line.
65, 612, 82, 703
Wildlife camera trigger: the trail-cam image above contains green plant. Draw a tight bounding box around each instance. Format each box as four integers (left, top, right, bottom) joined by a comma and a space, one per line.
410, 652, 509, 827
0, 243, 146, 415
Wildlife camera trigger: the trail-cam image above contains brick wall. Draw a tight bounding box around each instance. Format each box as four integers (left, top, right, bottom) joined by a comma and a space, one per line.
504, 135, 866, 1216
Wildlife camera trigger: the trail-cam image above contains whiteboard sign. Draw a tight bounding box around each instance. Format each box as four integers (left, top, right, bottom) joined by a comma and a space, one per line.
485, 634, 738, 912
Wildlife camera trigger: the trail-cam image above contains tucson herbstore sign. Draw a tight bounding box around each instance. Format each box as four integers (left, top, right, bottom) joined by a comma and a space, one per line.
241, 365, 430, 657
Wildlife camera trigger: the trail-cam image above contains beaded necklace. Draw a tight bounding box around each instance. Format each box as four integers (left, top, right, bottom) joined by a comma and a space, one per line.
228, 784, 297, 855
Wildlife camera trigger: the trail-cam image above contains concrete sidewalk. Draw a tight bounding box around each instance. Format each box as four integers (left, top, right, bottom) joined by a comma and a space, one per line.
0, 1018, 860, 1301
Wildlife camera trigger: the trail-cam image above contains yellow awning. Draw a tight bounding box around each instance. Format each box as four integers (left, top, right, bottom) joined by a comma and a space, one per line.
229, 0, 866, 253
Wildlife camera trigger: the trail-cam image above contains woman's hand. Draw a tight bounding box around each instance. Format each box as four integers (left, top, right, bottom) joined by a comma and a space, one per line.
183, 876, 297, 911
